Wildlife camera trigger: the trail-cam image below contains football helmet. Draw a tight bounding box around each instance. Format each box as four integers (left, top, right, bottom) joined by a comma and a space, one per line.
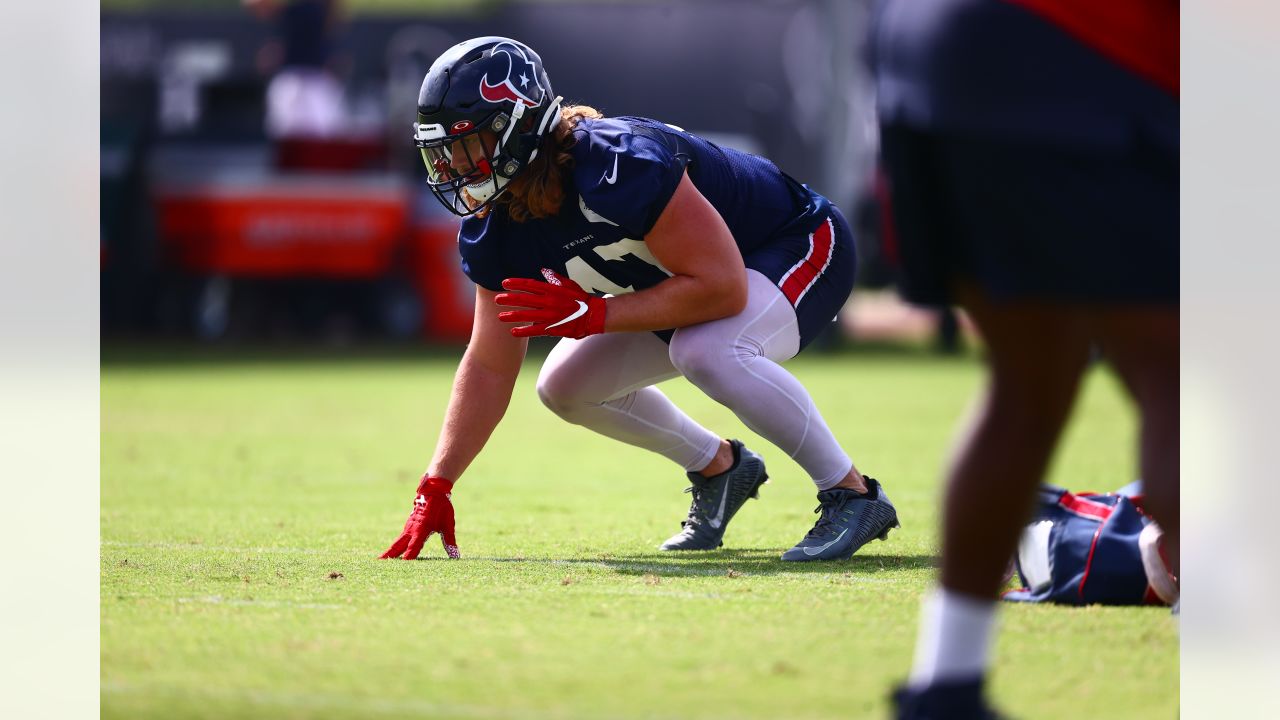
413, 37, 562, 217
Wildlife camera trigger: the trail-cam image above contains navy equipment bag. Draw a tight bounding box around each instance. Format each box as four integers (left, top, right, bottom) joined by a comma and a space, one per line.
1004, 485, 1174, 606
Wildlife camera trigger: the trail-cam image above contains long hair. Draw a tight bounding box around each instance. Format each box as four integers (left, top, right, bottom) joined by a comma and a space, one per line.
485, 104, 603, 222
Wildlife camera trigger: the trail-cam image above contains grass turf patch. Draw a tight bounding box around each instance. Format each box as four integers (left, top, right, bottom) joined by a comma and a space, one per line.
102, 348, 1176, 719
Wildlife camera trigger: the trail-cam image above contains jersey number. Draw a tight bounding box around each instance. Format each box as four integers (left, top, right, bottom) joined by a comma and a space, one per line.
563, 238, 672, 295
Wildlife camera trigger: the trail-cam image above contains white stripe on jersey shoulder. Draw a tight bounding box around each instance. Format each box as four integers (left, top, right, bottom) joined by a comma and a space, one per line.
578, 195, 620, 226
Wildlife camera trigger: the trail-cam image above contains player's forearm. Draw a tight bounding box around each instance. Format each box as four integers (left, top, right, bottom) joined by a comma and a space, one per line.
602, 272, 747, 333
426, 351, 519, 482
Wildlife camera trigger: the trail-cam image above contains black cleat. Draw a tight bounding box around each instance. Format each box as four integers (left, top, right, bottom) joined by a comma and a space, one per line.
892, 677, 1008, 720
780, 477, 900, 561
659, 440, 768, 551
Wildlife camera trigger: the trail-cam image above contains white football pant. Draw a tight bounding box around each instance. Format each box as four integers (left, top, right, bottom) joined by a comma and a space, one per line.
536, 270, 854, 489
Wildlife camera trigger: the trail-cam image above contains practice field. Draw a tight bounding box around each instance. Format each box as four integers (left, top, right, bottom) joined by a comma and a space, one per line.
101, 347, 1177, 719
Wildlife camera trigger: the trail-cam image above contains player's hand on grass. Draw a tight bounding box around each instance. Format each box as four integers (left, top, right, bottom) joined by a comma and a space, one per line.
495, 268, 606, 339
380, 476, 459, 560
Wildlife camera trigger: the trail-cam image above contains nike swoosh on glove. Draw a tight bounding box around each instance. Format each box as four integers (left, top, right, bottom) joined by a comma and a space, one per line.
380, 476, 460, 560
495, 268, 607, 339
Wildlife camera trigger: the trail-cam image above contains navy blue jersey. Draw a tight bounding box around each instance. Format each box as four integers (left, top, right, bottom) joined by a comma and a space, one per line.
457, 116, 833, 295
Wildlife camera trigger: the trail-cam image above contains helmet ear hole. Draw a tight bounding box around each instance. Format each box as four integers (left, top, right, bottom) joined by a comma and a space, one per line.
491, 114, 508, 132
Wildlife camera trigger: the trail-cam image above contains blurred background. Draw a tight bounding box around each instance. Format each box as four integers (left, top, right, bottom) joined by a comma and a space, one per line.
101, 0, 958, 350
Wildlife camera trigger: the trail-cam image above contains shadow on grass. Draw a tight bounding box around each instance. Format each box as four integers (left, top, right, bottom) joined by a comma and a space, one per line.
484, 548, 937, 578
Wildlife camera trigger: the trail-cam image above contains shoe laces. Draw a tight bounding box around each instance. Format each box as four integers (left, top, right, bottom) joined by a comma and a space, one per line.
805, 493, 850, 540
679, 482, 716, 530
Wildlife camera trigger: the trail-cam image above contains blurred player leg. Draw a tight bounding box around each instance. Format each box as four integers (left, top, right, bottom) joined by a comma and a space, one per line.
908, 281, 1091, 689
1092, 308, 1180, 575
877, 0, 1178, 714
937, 282, 1092, 597
536, 331, 722, 472
668, 270, 855, 489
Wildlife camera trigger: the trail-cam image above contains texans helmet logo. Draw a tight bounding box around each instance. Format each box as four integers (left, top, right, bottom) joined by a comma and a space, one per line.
478, 41, 543, 108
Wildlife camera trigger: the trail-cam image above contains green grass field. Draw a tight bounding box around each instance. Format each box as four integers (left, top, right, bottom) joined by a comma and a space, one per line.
101, 346, 1177, 719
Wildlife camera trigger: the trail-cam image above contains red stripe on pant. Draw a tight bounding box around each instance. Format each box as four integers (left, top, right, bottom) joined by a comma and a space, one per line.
1057, 491, 1114, 521
780, 217, 834, 305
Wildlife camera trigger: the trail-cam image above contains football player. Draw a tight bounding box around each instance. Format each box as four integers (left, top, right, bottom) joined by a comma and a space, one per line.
380, 36, 900, 563
872, 0, 1179, 717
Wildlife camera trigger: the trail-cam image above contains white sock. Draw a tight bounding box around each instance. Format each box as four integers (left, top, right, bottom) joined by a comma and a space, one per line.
908, 587, 998, 688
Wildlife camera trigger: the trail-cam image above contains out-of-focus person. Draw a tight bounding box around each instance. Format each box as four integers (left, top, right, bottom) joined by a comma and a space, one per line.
871, 0, 1178, 717
245, 0, 348, 139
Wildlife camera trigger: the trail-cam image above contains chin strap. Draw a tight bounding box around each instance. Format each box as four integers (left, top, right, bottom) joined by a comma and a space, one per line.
480, 94, 565, 196
527, 95, 563, 165
496, 95, 564, 174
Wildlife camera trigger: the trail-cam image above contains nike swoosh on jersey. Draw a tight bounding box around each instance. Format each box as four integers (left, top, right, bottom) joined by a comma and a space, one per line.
545, 300, 588, 330
602, 153, 619, 184
802, 528, 848, 556
708, 485, 731, 529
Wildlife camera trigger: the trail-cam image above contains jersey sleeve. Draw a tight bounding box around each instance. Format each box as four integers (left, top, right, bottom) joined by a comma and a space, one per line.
573, 125, 689, 238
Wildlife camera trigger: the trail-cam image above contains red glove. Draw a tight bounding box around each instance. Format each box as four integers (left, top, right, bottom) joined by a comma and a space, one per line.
379, 476, 459, 560
495, 269, 607, 339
